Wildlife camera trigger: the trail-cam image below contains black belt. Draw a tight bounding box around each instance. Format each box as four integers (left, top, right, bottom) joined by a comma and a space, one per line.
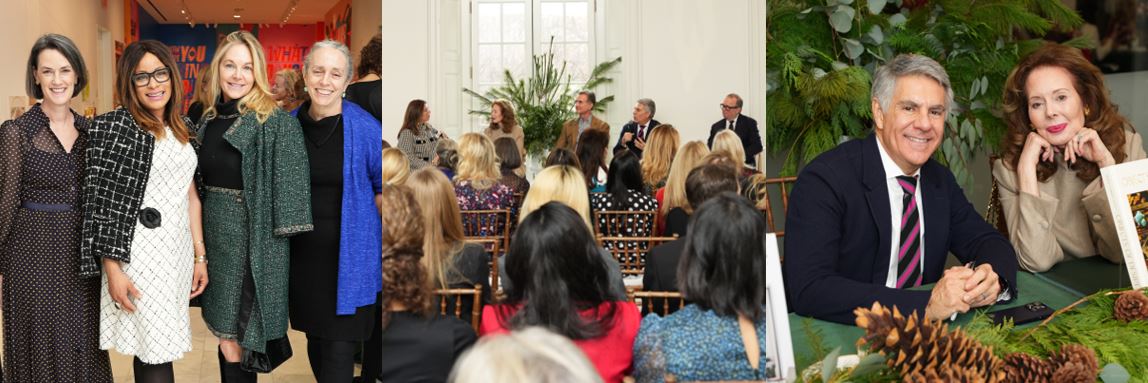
20, 202, 73, 212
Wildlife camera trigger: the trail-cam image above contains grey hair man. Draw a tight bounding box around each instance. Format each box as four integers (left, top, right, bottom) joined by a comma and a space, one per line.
613, 98, 661, 157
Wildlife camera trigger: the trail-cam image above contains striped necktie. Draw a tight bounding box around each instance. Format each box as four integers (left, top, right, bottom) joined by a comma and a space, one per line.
896, 175, 922, 288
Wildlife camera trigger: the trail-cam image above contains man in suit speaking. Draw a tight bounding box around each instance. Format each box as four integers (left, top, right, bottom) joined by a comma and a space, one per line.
783, 54, 1019, 324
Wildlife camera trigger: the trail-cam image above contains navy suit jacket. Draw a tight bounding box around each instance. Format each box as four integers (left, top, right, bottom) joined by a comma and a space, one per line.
613, 119, 660, 157
708, 114, 762, 167
782, 134, 1018, 324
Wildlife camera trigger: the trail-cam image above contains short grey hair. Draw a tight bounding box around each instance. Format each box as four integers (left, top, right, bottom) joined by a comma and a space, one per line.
637, 98, 656, 117
303, 39, 354, 77
871, 54, 953, 114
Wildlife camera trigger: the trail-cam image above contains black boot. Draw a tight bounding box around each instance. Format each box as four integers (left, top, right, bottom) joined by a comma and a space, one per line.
132, 357, 174, 383
218, 347, 257, 383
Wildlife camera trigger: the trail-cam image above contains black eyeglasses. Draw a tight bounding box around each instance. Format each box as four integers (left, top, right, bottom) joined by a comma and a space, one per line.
132, 68, 171, 87
720, 104, 741, 110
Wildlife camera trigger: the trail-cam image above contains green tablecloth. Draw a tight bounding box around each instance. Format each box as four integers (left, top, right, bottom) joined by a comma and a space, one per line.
1034, 256, 1130, 296
788, 271, 1083, 370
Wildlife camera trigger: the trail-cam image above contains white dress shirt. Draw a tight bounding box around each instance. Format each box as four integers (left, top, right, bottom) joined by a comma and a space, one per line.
875, 138, 926, 289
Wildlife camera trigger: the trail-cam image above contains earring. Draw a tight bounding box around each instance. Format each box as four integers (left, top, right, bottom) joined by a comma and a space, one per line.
303, 86, 308, 92
1085, 107, 1091, 117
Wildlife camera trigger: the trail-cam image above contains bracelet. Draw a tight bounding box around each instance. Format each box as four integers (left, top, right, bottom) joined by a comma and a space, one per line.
194, 255, 207, 264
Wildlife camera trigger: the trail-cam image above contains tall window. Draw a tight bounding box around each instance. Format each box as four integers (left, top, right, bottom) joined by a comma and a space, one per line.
473, 0, 594, 96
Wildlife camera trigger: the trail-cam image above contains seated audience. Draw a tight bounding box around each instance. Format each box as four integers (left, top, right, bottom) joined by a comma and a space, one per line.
784, 54, 1018, 324
383, 147, 410, 186
633, 193, 767, 382
713, 129, 762, 180
450, 327, 602, 383
380, 185, 477, 383
656, 141, 710, 234
434, 138, 459, 180
576, 129, 611, 193
408, 168, 491, 323
495, 137, 530, 196
645, 163, 739, 314
994, 43, 1146, 272
481, 202, 641, 383
640, 125, 680, 194
663, 156, 739, 237
454, 133, 514, 212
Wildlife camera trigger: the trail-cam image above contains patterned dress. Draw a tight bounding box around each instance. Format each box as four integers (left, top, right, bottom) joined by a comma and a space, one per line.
632, 305, 767, 382
0, 106, 112, 382
455, 180, 514, 237
99, 127, 197, 363
592, 190, 659, 267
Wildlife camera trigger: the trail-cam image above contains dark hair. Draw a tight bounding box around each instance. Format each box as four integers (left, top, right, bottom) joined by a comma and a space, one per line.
381, 185, 434, 327
575, 129, 609, 189
117, 40, 189, 144
685, 163, 739, 210
401, 99, 426, 134
357, 33, 381, 78
678, 193, 765, 321
605, 149, 644, 206
577, 90, 597, 105
26, 34, 88, 99
545, 148, 581, 168
498, 202, 619, 340
494, 137, 522, 171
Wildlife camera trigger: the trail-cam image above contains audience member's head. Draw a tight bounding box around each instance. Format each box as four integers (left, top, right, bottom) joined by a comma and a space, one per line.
434, 138, 460, 170
381, 185, 433, 326
357, 32, 381, 78
678, 193, 766, 321
520, 165, 591, 228
382, 148, 410, 186
741, 174, 769, 209
495, 137, 523, 173
490, 99, 519, 133
544, 148, 581, 168
575, 129, 610, 189
449, 327, 603, 383
712, 130, 747, 173
685, 163, 739, 213
662, 141, 711, 215
605, 149, 644, 200
702, 149, 738, 169
406, 168, 467, 289
456, 132, 501, 188
500, 202, 617, 340
641, 124, 680, 188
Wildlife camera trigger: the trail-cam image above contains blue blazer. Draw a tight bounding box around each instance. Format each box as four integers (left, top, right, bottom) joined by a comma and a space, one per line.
782, 134, 1018, 324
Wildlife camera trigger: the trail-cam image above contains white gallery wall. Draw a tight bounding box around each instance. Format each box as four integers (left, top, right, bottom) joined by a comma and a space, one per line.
382, 0, 766, 150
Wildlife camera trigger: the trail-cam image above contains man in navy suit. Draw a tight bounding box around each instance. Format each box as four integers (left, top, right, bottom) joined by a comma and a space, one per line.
613, 98, 660, 157
708, 93, 762, 168
783, 54, 1018, 324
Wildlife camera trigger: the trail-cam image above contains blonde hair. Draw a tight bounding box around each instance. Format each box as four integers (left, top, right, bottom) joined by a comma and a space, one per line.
455, 133, 502, 190
274, 68, 307, 107
520, 166, 592, 230
640, 124, 680, 189
662, 141, 710, 215
382, 148, 410, 186
712, 130, 746, 174
202, 31, 278, 123
449, 327, 603, 383
406, 168, 467, 289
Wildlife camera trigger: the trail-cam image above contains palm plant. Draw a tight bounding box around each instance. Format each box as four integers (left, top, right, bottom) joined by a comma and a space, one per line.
464, 38, 622, 157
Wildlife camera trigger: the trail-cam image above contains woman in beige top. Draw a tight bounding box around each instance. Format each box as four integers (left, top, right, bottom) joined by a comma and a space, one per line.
483, 99, 526, 176
994, 43, 1147, 272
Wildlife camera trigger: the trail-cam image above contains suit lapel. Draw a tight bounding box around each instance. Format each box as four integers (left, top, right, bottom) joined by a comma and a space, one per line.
862, 134, 893, 284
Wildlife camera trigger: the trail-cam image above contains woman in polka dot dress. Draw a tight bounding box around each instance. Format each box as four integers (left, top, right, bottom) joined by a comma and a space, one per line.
0, 34, 112, 382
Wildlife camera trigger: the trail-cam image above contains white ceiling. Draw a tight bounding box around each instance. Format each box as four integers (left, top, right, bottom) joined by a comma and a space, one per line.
137, 0, 337, 25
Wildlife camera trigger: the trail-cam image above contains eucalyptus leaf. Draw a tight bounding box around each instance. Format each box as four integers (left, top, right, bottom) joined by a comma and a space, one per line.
888, 13, 907, 27
843, 38, 864, 59
867, 0, 885, 15
866, 25, 884, 45
821, 348, 841, 383
1101, 363, 1130, 383
829, 5, 855, 33
849, 353, 886, 377
838, 0, 854, 5
831, 61, 850, 71
980, 75, 990, 95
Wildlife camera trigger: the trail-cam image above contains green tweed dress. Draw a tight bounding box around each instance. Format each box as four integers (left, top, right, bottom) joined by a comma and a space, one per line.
197, 110, 312, 353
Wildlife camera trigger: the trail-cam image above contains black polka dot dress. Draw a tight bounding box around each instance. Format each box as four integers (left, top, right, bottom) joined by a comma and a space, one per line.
0, 105, 112, 382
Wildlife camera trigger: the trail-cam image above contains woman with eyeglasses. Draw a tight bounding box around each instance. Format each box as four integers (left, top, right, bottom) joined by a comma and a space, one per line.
83, 40, 207, 382
197, 31, 312, 382
0, 33, 111, 382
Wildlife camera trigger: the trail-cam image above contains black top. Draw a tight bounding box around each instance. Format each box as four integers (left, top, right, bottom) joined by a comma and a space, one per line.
663, 207, 690, 237
641, 238, 688, 316
437, 243, 491, 325
199, 98, 244, 189
345, 80, 381, 122
380, 311, 477, 383
186, 101, 205, 125
288, 103, 369, 340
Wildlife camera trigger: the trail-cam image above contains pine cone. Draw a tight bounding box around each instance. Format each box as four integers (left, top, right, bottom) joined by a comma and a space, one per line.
1050, 361, 1095, 383
1049, 344, 1098, 379
854, 302, 1006, 382
902, 365, 987, 383
1113, 289, 1148, 322
1003, 352, 1052, 383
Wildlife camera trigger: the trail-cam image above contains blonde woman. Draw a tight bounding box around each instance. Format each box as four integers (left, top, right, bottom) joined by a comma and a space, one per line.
712, 129, 759, 178
270, 68, 305, 112
454, 133, 513, 212
655, 141, 709, 235
407, 168, 490, 323
483, 99, 526, 176
451, 328, 604, 383
196, 31, 312, 381
640, 125, 680, 194
382, 148, 410, 186
504, 165, 625, 298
